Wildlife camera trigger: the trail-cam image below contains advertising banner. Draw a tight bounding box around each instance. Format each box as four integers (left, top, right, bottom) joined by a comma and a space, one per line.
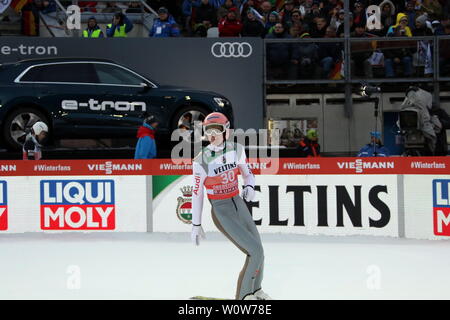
0, 176, 148, 233
152, 174, 399, 236
404, 175, 450, 240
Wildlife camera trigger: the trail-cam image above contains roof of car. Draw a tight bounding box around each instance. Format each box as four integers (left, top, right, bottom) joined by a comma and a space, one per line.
15, 57, 117, 65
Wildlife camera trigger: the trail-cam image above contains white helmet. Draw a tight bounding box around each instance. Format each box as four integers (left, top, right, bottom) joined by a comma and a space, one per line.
32, 121, 48, 135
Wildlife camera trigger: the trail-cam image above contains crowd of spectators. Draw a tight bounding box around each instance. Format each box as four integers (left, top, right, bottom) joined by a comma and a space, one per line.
2, 0, 450, 78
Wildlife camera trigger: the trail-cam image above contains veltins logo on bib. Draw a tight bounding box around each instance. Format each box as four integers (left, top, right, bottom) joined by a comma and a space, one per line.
40, 180, 115, 230
0, 181, 7, 230
433, 179, 450, 236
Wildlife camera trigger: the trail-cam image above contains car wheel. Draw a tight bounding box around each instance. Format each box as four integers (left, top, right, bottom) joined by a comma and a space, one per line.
172, 106, 209, 132
2, 108, 49, 150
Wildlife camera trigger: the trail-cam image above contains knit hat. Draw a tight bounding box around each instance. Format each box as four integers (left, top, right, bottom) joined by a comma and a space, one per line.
370, 131, 381, 139
416, 14, 428, 26
306, 129, 318, 140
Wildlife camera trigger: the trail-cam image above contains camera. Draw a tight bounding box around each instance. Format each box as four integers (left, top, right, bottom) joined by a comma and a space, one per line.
360, 84, 381, 97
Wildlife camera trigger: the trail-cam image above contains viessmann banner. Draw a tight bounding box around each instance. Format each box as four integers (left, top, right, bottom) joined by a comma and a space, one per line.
0, 38, 263, 130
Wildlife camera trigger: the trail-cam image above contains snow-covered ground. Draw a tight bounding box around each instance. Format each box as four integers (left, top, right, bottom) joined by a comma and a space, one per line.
0, 232, 449, 300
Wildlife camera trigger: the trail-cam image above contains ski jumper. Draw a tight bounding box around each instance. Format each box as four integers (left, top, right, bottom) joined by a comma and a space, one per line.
192, 141, 264, 300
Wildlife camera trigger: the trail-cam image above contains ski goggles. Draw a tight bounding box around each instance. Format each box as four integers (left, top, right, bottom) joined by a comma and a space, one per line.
203, 123, 228, 136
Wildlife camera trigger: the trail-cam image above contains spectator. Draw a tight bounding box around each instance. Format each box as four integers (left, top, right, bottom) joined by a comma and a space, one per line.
266, 23, 293, 79
259, 1, 274, 23
385, 13, 414, 77
318, 27, 342, 79
350, 22, 373, 78
134, 115, 159, 159
430, 102, 450, 156
106, 12, 134, 37
193, 0, 218, 37
291, 32, 319, 79
23, 121, 48, 160
83, 16, 104, 37
286, 9, 305, 30
353, 1, 366, 27
182, 0, 196, 35
279, 0, 296, 26
431, 19, 445, 34
414, 14, 433, 36
264, 11, 280, 35
297, 129, 321, 157
386, 12, 413, 36
357, 131, 390, 157
218, 7, 243, 37
405, 0, 418, 30
126, 2, 142, 13
149, 7, 180, 37
289, 23, 302, 37
310, 16, 328, 38
217, 0, 240, 21
379, 0, 396, 34
323, 0, 344, 18
337, 11, 353, 37
299, 0, 314, 18
421, 0, 443, 19
330, 8, 345, 31
303, 0, 322, 26
241, 9, 265, 37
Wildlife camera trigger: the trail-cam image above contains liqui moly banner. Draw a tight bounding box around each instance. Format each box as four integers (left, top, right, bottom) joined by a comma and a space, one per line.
0, 176, 149, 233
40, 180, 116, 230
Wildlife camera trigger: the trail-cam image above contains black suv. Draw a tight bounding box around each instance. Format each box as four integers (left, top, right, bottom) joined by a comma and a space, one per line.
0, 58, 234, 149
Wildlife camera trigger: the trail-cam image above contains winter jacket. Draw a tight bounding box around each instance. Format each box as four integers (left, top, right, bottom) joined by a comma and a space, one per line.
430, 105, 450, 156
357, 143, 390, 157
106, 16, 133, 37
218, 17, 242, 37
194, 2, 217, 25
242, 19, 265, 37
149, 15, 180, 37
297, 138, 321, 157
386, 13, 413, 37
134, 123, 157, 159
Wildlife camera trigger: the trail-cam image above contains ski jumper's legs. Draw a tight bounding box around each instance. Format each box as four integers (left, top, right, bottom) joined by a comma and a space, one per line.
210, 195, 264, 300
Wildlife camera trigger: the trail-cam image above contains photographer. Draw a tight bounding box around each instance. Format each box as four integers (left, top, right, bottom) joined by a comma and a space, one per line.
22, 121, 48, 160
430, 102, 450, 156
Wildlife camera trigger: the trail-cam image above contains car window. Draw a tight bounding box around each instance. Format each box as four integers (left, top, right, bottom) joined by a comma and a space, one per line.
20, 63, 98, 83
93, 63, 145, 86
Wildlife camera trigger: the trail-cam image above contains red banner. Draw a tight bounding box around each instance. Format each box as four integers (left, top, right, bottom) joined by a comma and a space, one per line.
0, 157, 448, 176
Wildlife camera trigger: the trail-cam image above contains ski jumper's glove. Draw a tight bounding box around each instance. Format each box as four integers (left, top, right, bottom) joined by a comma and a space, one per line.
191, 224, 206, 246
242, 185, 255, 202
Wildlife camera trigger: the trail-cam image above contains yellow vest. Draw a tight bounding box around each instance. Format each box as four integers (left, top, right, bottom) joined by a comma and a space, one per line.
83, 29, 102, 38
107, 24, 127, 37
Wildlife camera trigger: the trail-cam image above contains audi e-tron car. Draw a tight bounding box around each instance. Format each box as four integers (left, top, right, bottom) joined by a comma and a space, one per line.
0, 58, 234, 149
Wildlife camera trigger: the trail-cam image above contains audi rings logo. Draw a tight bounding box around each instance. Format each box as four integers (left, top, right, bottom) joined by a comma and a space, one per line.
211, 42, 253, 58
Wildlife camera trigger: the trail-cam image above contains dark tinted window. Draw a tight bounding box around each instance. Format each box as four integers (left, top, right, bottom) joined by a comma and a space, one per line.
93, 63, 144, 86
20, 63, 98, 83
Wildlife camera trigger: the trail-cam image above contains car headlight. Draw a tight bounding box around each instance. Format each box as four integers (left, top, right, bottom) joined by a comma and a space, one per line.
213, 97, 228, 108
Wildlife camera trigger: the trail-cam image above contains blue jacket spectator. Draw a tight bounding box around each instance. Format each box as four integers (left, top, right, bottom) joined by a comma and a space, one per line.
134, 122, 157, 159
106, 13, 133, 37
149, 7, 181, 37
357, 132, 390, 157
